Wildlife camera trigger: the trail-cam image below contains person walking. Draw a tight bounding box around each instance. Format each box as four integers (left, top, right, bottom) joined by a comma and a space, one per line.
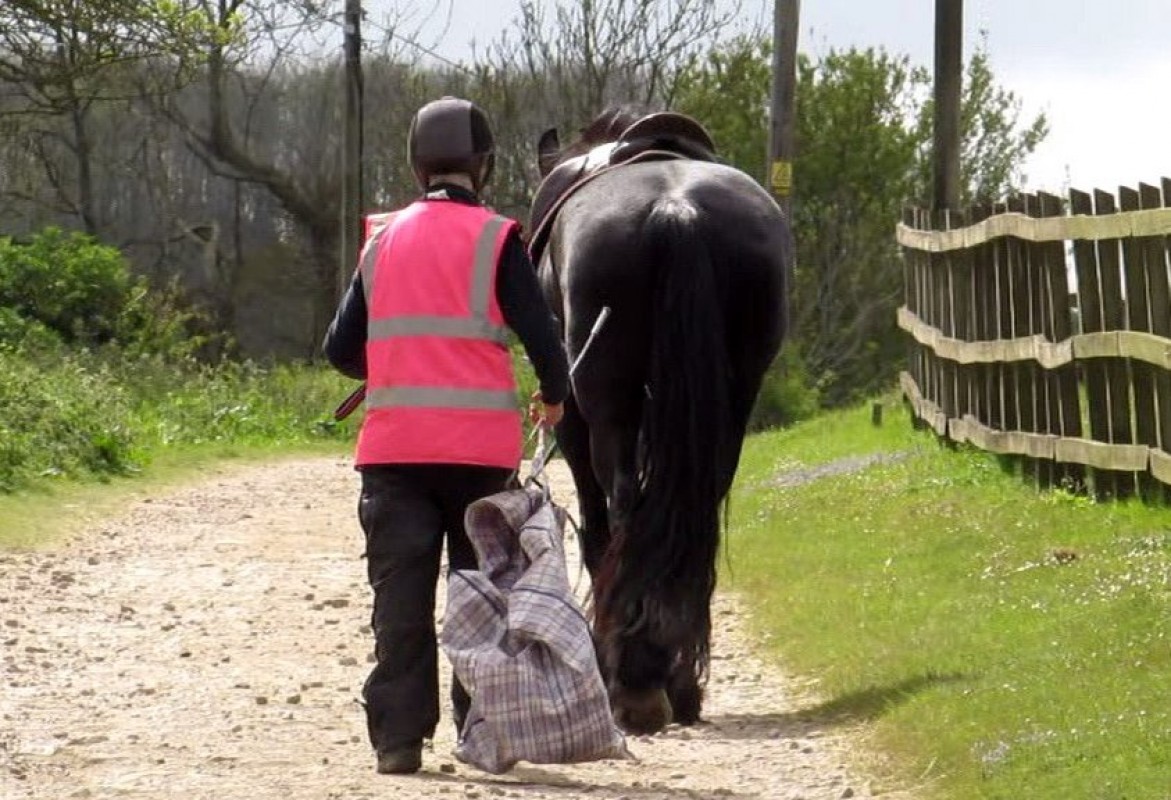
322, 96, 570, 775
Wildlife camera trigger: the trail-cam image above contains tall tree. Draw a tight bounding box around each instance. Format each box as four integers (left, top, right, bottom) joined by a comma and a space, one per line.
485, 0, 742, 153
674, 41, 1047, 411
955, 48, 1048, 203
672, 36, 772, 185
0, 1, 220, 234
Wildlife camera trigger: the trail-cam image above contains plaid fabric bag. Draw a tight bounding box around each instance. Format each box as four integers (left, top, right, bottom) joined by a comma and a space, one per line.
441, 488, 629, 774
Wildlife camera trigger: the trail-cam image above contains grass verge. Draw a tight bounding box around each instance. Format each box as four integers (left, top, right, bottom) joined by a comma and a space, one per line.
726, 395, 1170, 799
0, 347, 542, 549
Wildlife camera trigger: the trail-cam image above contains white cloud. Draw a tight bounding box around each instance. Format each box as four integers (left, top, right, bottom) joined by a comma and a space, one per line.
1010, 58, 1171, 194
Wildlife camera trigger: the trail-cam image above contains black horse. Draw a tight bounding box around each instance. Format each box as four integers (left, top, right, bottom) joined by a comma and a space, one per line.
532, 107, 791, 735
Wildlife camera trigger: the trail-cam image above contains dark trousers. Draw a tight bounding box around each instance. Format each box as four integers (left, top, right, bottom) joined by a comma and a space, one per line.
358, 463, 513, 752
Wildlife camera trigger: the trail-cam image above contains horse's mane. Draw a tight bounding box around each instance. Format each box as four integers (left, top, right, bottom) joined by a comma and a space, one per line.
558, 104, 652, 161
580, 105, 647, 144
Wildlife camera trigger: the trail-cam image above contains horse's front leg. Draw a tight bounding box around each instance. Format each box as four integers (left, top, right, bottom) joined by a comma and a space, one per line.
555, 395, 609, 577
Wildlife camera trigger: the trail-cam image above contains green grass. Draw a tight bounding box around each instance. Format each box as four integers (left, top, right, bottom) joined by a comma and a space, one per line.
727, 395, 1170, 799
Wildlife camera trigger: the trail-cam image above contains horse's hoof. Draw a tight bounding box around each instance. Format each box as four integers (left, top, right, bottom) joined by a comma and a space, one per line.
612, 686, 672, 735
667, 671, 704, 725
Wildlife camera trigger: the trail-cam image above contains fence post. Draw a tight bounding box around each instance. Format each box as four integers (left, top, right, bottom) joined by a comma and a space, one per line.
1005, 195, 1038, 485
1139, 182, 1171, 502
903, 207, 925, 429
1038, 191, 1083, 490
1070, 189, 1116, 498
1092, 189, 1138, 498
970, 203, 995, 434
951, 208, 974, 437
1119, 186, 1160, 501
937, 209, 958, 437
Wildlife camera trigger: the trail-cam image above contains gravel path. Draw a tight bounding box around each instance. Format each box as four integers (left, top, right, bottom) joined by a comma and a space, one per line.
0, 456, 910, 799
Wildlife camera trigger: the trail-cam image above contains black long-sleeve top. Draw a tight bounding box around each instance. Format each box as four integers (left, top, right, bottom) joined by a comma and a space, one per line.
322, 185, 570, 405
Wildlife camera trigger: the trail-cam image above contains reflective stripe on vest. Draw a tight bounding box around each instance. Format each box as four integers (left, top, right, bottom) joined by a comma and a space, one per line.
366, 386, 517, 411
365, 210, 513, 412
368, 315, 509, 344
359, 221, 391, 308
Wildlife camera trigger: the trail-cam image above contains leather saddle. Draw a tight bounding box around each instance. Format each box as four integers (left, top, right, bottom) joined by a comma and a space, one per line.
527, 112, 718, 263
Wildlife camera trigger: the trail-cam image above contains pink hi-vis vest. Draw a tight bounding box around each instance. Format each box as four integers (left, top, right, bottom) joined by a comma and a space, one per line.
355, 200, 522, 468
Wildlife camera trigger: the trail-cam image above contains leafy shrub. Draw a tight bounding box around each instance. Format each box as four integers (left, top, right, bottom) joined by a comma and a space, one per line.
0, 229, 132, 345
0, 347, 355, 493
749, 345, 821, 431
123, 356, 355, 447
0, 307, 64, 355
111, 280, 211, 363
0, 350, 137, 491
0, 229, 203, 360
0, 224, 352, 492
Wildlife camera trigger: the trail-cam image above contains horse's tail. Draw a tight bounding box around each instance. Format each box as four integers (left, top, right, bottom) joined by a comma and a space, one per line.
619, 195, 733, 682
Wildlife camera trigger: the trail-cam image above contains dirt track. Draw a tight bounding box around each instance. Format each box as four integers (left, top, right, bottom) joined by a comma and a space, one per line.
0, 456, 907, 799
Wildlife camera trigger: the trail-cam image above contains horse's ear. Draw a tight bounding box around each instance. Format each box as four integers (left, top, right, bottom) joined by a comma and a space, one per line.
537, 127, 561, 177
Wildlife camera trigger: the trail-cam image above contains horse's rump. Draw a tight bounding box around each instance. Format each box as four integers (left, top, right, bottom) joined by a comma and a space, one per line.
555, 160, 787, 380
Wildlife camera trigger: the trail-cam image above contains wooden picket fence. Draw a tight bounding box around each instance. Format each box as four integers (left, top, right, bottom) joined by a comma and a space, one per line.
898, 182, 1171, 500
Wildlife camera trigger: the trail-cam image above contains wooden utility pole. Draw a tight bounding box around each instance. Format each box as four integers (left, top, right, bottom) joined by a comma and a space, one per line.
768, 0, 800, 221
339, 0, 364, 300
933, 0, 963, 210
769, 0, 800, 333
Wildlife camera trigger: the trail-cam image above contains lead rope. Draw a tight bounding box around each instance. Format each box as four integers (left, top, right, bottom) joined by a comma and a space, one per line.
523, 423, 593, 596
524, 425, 554, 498
516, 307, 611, 593
513, 305, 611, 492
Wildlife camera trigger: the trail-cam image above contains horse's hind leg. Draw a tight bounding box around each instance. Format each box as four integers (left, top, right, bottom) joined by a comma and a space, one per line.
556, 395, 609, 578
587, 417, 674, 735
563, 402, 671, 732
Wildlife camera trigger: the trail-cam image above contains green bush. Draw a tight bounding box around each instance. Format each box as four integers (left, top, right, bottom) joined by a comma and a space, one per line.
0, 262, 547, 493
0, 342, 355, 493
0, 227, 359, 492
0, 229, 203, 360
0, 307, 64, 355
126, 357, 354, 447
0, 229, 132, 345
749, 345, 821, 431
0, 350, 137, 491
112, 280, 211, 362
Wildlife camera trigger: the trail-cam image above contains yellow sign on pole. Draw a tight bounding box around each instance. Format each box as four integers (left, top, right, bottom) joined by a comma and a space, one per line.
770, 160, 793, 197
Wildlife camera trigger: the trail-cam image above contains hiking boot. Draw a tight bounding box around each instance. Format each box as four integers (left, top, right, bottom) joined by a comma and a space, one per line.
376, 744, 422, 775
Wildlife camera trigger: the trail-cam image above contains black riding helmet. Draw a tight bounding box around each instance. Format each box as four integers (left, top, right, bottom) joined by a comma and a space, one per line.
408, 96, 495, 192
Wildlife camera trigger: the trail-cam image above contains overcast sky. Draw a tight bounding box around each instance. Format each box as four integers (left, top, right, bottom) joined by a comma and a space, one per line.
372, 0, 1171, 194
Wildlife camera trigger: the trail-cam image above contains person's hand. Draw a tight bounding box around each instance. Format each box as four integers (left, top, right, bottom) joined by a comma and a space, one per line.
541, 401, 564, 428
529, 390, 564, 428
